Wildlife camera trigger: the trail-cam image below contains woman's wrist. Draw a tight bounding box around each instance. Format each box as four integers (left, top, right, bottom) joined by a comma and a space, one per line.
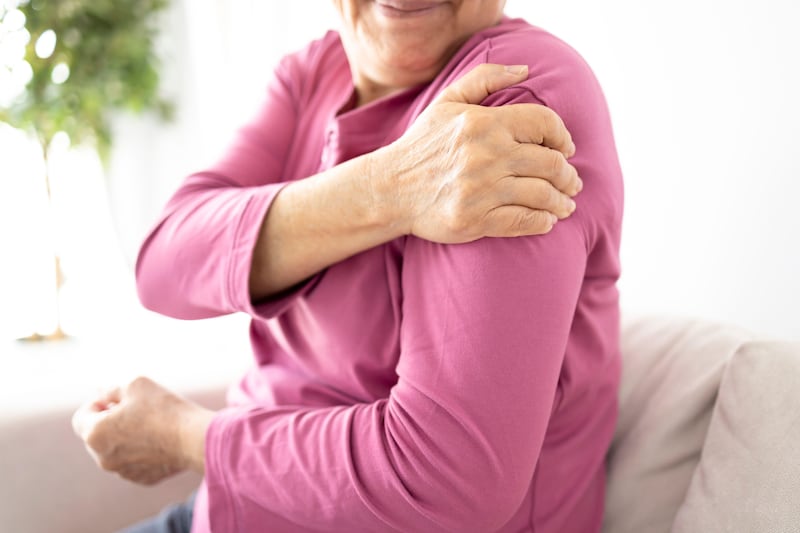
249, 148, 411, 301
175, 402, 216, 474
362, 146, 413, 238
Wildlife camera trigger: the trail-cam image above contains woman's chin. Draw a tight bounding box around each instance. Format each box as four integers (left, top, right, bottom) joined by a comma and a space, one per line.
371, 0, 451, 23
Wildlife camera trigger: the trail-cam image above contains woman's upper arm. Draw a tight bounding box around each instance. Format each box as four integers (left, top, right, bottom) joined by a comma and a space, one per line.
375, 54, 620, 519
134, 56, 300, 319
384, 219, 588, 515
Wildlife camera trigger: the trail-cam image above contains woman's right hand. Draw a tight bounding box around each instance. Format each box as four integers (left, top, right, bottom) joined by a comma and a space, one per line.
375, 63, 582, 243
247, 65, 583, 300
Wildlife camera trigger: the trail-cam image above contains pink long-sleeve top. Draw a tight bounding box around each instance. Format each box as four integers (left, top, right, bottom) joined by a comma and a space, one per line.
136, 17, 623, 533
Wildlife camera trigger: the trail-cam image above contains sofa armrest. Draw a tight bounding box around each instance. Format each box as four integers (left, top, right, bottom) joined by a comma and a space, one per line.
672, 341, 800, 532
604, 315, 753, 533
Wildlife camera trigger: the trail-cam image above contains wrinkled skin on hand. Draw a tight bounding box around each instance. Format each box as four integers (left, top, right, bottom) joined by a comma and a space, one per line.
72, 376, 211, 485
377, 63, 582, 243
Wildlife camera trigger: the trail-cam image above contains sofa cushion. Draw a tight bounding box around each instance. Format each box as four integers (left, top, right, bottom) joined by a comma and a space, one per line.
671, 341, 800, 532
603, 315, 753, 533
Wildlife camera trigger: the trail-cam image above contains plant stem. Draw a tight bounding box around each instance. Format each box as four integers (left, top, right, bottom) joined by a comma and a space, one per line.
39, 135, 67, 340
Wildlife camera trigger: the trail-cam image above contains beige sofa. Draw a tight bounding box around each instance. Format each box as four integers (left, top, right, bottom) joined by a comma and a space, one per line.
1, 316, 798, 532
606, 316, 800, 532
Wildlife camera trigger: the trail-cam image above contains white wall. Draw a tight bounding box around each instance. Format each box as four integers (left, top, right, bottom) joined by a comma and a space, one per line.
504, 0, 800, 340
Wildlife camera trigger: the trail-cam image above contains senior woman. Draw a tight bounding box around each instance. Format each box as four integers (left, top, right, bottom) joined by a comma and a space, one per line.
73, 1, 623, 532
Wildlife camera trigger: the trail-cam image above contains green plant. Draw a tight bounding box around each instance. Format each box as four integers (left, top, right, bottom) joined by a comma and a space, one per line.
0, 0, 172, 340
1, 0, 172, 160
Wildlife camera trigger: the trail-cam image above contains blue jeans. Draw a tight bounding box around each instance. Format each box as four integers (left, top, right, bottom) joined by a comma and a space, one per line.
118, 492, 196, 533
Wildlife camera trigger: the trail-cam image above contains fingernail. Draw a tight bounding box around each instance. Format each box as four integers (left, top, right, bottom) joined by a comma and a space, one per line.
567, 198, 577, 213
550, 213, 558, 226
505, 65, 528, 75
576, 177, 583, 193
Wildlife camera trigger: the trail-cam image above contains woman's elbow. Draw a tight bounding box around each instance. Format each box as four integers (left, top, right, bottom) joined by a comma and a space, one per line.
384, 398, 535, 530
400, 471, 528, 532
389, 430, 532, 530
442, 468, 531, 532
134, 256, 172, 315
135, 250, 190, 318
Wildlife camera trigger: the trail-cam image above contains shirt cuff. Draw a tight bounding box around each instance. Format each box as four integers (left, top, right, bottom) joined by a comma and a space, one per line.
224, 182, 321, 320
204, 407, 249, 533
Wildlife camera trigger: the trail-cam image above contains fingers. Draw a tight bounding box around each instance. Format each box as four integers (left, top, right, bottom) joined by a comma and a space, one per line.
117, 463, 177, 486
71, 376, 191, 487
483, 206, 558, 237
91, 386, 122, 411
498, 104, 575, 157
497, 177, 576, 220
72, 384, 122, 441
71, 405, 88, 438
435, 63, 529, 106
433, 63, 576, 156
507, 143, 582, 196
72, 401, 109, 440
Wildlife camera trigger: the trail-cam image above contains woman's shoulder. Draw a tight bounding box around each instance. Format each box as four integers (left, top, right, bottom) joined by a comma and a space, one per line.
273, 30, 349, 103
426, 18, 612, 137
482, 18, 586, 67
448, 18, 623, 245
452, 18, 607, 110
280, 30, 344, 70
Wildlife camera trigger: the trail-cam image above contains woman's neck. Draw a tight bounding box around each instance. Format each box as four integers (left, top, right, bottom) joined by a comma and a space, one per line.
351, 73, 411, 108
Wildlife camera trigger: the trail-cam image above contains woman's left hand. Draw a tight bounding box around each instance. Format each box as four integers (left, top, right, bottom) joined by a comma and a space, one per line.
72, 376, 214, 485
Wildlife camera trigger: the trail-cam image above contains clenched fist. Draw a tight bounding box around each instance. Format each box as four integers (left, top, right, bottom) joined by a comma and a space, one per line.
72, 376, 214, 485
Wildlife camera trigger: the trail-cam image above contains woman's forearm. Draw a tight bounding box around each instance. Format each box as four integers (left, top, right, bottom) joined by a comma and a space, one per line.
178, 404, 215, 474
249, 152, 401, 301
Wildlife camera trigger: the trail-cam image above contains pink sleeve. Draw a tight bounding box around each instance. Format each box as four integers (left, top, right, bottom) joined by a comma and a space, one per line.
204, 223, 588, 532
135, 56, 308, 320
200, 77, 618, 530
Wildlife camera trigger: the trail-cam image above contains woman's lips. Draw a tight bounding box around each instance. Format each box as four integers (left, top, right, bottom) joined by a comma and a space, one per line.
374, 0, 447, 18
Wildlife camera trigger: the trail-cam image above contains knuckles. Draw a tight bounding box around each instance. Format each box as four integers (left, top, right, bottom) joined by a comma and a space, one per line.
538, 183, 561, 211
127, 375, 155, 392
84, 418, 111, 453
513, 210, 548, 236
98, 454, 120, 472
442, 202, 472, 237
546, 151, 566, 180
410, 93, 574, 243
510, 211, 533, 236
535, 105, 560, 134
454, 108, 493, 141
